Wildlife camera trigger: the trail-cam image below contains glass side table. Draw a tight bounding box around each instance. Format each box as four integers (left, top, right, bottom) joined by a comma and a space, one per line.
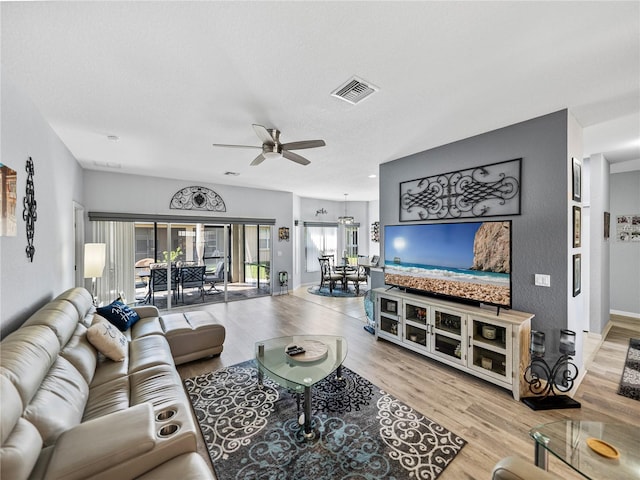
529, 420, 639, 479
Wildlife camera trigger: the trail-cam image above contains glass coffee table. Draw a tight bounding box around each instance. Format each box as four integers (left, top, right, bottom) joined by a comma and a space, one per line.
255, 335, 347, 439
530, 420, 640, 479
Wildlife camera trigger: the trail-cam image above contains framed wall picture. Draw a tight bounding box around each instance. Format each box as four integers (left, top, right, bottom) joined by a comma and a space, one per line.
0, 163, 18, 236
278, 227, 290, 241
573, 205, 581, 248
616, 214, 640, 242
572, 157, 581, 202
573, 254, 581, 297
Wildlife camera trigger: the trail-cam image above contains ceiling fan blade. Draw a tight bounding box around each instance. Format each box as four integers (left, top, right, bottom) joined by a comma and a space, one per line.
282, 150, 311, 166
250, 153, 267, 166
212, 143, 261, 149
252, 124, 276, 145
281, 139, 326, 150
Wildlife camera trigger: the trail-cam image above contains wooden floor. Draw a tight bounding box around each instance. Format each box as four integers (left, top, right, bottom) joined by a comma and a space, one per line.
176, 289, 640, 479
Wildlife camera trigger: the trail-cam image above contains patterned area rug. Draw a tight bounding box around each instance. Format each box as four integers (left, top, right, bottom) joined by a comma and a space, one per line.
618, 338, 640, 401
307, 285, 367, 298
185, 361, 466, 480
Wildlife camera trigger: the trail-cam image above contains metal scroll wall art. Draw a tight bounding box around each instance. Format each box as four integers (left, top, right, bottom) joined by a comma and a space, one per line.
170, 186, 226, 212
399, 158, 521, 221
23, 157, 37, 262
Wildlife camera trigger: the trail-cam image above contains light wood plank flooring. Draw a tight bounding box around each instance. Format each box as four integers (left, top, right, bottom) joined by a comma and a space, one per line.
176, 289, 640, 479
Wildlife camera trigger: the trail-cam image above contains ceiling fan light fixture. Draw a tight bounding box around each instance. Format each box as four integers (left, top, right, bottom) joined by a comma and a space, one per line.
264, 151, 283, 160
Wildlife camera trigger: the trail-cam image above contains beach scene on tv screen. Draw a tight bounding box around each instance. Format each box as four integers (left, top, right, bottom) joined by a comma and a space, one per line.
384, 221, 511, 306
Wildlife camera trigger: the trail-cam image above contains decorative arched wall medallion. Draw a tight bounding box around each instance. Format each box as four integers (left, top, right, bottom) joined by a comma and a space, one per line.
23, 157, 37, 262
170, 186, 226, 212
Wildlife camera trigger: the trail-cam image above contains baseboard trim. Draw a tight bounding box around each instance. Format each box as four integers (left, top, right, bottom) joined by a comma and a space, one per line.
610, 309, 640, 320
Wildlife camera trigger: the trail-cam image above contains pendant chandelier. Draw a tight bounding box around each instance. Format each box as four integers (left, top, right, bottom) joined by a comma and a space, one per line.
338, 193, 354, 225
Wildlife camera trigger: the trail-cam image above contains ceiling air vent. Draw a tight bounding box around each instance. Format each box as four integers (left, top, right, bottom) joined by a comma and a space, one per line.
331, 76, 378, 105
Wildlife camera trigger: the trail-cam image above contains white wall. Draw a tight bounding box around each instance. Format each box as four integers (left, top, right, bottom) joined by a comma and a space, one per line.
609, 170, 640, 318
567, 112, 585, 366
368, 199, 380, 258
297, 197, 370, 286
1, 71, 85, 336
588, 153, 611, 333
82, 170, 295, 294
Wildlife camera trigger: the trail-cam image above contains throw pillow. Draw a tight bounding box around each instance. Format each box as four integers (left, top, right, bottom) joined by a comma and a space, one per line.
96, 300, 140, 331
86, 321, 128, 362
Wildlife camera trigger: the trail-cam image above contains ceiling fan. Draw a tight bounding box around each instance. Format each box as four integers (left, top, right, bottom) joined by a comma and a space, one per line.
213, 124, 326, 166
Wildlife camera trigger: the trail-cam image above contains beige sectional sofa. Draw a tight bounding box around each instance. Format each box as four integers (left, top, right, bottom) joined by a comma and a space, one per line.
0, 287, 218, 479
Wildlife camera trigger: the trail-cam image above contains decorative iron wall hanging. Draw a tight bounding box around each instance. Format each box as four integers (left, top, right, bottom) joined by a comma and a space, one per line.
371, 221, 380, 242
23, 157, 37, 261
399, 158, 521, 221
170, 186, 226, 212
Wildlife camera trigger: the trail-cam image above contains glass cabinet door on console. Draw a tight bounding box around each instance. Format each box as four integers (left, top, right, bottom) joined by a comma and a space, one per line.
403, 301, 430, 351
377, 295, 402, 342
431, 307, 466, 366
468, 317, 512, 384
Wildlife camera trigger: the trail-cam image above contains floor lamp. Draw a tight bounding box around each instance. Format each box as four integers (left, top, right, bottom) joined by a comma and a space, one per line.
84, 243, 106, 306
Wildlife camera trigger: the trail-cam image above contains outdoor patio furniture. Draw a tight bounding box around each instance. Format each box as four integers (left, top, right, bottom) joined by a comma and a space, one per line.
179, 265, 206, 303
149, 265, 179, 304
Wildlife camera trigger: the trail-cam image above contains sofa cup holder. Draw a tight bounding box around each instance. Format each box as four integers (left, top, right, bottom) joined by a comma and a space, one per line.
155, 408, 177, 422
157, 423, 180, 438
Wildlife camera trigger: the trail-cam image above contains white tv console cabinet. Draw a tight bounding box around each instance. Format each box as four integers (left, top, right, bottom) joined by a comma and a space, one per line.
373, 287, 534, 401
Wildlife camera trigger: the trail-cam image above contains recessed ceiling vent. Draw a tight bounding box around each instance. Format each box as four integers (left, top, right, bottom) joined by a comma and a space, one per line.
331, 76, 378, 105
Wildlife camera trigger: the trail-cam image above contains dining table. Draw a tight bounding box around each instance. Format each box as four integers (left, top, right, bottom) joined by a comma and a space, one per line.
332, 264, 356, 290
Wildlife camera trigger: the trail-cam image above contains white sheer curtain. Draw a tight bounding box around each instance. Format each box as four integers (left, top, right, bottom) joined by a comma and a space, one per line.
305, 225, 337, 272
92, 221, 135, 305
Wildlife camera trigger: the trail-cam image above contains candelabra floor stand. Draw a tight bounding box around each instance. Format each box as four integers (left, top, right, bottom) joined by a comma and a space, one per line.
522, 395, 581, 411
522, 353, 582, 410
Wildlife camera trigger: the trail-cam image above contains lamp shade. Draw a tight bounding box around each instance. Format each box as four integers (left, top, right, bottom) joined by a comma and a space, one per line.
84, 243, 106, 278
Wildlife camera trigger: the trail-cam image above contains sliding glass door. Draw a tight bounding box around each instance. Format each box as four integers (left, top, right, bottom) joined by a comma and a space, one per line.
92, 218, 272, 310
243, 225, 271, 290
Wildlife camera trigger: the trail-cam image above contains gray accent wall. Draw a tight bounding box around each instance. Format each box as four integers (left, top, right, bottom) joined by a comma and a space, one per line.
610, 170, 640, 317
1, 71, 85, 336
379, 110, 576, 358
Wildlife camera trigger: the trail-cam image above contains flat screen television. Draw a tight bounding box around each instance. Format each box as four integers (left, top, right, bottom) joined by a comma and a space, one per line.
384, 221, 512, 308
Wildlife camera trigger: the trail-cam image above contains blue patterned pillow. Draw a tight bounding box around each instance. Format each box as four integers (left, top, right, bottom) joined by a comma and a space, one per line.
96, 301, 140, 331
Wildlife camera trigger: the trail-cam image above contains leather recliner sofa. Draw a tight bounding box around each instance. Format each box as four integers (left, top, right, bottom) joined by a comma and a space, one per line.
0, 287, 215, 479
492, 456, 560, 480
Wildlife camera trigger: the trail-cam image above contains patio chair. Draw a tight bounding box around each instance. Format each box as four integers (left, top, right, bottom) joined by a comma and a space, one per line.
179, 265, 206, 303
149, 265, 179, 304
204, 261, 225, 294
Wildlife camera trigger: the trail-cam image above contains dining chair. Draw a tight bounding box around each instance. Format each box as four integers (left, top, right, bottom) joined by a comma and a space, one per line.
346, 265, 368, 294
319, 257, 343, 293
179, 265, 206, 303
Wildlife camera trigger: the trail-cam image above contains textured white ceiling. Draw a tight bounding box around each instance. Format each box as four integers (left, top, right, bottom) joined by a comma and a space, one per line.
2, 1, 639, 201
